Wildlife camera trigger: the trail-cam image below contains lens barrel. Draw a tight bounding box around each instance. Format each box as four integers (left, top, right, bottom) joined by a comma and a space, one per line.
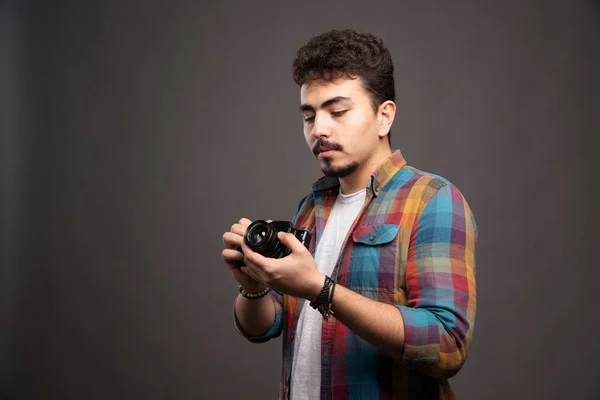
244, 220, 283, 258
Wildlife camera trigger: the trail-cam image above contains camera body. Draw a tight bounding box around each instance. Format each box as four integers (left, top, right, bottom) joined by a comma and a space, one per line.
243, 220, 312, 259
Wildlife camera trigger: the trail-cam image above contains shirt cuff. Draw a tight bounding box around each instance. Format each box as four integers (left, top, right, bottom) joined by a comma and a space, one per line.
397, 305, 442, 367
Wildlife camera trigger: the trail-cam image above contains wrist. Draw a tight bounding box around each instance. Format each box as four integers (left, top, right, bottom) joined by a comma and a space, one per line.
309, 274, 336, 321
238, 283, 270, 300
307, 272, 326, 302
239, 282, 267, 293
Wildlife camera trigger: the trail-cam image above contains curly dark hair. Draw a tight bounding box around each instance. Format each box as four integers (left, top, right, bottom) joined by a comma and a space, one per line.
292, 29, 395, 144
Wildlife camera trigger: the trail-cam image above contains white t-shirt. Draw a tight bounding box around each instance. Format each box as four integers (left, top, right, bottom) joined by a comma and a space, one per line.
289, 188, 367, 400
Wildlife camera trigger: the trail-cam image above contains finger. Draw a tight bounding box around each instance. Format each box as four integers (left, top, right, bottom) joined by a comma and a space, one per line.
230, 223, 247, 237
222, 248, 244, 270
276, 231, 308, 254
223, 231, 243, 249
240, 238, 272, 269
239, 218, 252, 227
222, 248, 244, 262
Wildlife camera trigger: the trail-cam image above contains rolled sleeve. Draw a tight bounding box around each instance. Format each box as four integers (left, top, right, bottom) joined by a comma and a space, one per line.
398, 183, 478, 378
233, 289, 284, 343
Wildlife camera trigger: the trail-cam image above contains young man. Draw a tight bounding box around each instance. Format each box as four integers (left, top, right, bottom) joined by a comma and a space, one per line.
222, 29, 478, 399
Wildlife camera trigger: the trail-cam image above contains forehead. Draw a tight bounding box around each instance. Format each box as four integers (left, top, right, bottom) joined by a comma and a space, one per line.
300, 77, 367, 105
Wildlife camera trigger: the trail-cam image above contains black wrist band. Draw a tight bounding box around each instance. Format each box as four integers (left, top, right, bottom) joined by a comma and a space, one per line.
310, 276, 335, 321
328, 279, 336, 303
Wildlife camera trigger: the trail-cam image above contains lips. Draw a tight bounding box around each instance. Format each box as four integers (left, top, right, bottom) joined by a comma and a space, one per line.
318, 149, 336, 156
316, 148, 336, 155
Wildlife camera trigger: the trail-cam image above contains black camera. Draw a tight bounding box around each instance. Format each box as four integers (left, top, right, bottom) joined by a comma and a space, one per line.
242, 220, 312, 259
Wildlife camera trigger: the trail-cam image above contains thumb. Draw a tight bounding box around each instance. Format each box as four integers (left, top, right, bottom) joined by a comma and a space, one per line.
277, 231, 307, 254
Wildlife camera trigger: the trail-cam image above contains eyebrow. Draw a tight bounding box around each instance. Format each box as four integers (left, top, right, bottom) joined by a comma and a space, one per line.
299, 96, 353, 113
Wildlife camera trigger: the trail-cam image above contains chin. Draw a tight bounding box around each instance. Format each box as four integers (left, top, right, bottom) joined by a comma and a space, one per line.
321, 159, 359, 178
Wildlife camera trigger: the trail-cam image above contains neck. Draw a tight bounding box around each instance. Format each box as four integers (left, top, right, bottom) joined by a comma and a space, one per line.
338, 146, 392, 195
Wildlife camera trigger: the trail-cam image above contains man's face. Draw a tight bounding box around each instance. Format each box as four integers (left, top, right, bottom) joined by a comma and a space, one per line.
300, 77, 381, 178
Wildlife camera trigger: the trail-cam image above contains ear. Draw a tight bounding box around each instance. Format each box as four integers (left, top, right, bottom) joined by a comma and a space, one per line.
377, 100, 396, 139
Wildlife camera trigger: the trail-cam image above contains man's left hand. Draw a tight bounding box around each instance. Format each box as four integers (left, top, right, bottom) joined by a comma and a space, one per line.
240, 231, 325, 301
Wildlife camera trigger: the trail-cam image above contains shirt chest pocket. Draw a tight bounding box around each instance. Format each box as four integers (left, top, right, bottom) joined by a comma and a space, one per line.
342, 224, 400, 295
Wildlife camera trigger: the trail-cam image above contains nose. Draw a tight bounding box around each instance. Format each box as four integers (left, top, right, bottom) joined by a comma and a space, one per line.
311, 113, 331, 139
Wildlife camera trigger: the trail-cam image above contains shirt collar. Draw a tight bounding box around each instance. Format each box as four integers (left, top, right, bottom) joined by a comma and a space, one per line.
311, 149, 407, 197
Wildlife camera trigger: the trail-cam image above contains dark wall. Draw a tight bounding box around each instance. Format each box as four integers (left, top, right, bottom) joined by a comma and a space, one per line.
1, 1, 21, 396
3, 1, 599, 399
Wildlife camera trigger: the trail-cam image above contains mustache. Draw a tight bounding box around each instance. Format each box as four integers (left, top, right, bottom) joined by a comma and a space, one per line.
312, 139, 343, 155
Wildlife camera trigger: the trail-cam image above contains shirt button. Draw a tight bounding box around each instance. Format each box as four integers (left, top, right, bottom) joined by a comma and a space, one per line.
290, 333, 295, 341
369, 235, 376, 241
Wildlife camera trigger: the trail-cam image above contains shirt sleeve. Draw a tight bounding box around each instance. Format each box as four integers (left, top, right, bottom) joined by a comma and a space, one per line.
233, 289, 284, 343
397, 183, 478, 379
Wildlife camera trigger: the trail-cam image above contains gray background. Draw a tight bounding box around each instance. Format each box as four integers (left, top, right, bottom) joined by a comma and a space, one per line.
2, 0, 599, 399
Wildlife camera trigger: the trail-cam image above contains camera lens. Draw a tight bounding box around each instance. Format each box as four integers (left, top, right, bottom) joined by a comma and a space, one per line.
249, 228, 266, 244
244, 220, 281, 258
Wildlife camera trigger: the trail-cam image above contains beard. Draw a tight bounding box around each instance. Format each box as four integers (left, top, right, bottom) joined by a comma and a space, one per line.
312, 138, 359, 177
320, 157, 359, 178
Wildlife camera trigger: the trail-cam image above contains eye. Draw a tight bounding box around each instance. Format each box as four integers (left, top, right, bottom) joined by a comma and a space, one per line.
303, 116, 315, 123
331, 110, 348, 117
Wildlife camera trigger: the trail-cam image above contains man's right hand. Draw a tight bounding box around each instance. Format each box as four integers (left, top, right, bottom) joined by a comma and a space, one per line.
222, 217, 268, 293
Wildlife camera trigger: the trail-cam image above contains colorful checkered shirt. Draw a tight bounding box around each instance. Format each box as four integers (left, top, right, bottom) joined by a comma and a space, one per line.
234, 150, 478, 399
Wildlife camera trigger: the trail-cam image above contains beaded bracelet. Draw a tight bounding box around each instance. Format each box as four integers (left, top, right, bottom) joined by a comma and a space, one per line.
238, 284, 271, 300
310, 275, 336, 321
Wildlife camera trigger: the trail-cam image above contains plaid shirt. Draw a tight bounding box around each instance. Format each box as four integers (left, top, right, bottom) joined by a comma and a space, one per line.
234, 150, 478, 399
